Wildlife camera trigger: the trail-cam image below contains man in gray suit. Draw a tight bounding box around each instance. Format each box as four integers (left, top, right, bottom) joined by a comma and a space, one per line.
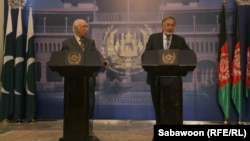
61, 18, 108, 141
61, 18, 108, 119
61, 18, 97, 52
61, 18, 97, 119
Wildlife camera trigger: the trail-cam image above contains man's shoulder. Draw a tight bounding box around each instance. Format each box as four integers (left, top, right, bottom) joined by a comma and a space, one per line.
172, 34, 186, 41
149, 32, 162, 39
151, 32, 162, 36
84, 37, 95, 42
63, 36, 75, 42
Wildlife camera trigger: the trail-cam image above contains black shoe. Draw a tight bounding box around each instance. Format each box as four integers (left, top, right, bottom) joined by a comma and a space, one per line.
21, 119, 35, 123
7, 119, 21, 123
90, 135, 100, 141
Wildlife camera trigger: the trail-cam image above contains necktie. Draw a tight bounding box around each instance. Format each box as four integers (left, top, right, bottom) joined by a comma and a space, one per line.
79, 39, 84, 51
165, 35, 170, 49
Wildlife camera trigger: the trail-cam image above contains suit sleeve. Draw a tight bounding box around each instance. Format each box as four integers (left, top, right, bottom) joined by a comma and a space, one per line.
141, 35, 154, 61
90, 39, 98, 51
61, 40, 69, 51
179, 37, 190, 50
90, 39, 108, 74
145, 35, 154, 51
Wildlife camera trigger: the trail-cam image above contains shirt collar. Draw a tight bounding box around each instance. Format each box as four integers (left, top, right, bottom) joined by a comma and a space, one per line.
163, 33, 172, 40
75, 35, 81, 41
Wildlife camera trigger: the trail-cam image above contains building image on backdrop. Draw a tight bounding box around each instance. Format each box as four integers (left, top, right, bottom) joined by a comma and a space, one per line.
17, 0, 249, 122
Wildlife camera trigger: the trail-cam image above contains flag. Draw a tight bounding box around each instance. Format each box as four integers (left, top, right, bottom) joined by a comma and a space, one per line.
231, 4, 242, 117
217, 3, 230, 120
245, 9, 250, 108
0, 4, 14, 122
13, 5, 25, 121
247, 28, 250, 99
24, 5, 36, 121
247, 32, 250, 111
238, 4, 250, 115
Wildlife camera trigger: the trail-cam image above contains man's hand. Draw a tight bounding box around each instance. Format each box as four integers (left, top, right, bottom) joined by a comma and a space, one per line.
103, 60, 109, 68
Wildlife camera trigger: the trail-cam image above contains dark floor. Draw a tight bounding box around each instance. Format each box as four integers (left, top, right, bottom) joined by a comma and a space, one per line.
0, 120, 249, 141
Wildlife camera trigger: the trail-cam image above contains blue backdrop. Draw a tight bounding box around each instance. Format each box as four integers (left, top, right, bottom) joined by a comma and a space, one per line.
11, 0, 250, 122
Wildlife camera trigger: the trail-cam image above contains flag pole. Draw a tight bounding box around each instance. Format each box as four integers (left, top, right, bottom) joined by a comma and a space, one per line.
238, 116, 242, 125
223, 0, 228, 126
223, 118, 228, 124
235, 0, 242, 125
218, 0, 230, 124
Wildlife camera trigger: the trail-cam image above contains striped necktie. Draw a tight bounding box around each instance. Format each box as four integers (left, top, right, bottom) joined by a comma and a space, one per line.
79, 39, 84, 51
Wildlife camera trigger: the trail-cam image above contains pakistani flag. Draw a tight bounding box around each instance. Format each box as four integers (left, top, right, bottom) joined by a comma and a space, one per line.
0, 4, 14, 122
24, 5, 36, 121
13, 5, 25, 121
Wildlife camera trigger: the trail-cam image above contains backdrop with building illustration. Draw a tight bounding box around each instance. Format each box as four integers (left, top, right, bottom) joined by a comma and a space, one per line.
13, 0, 250, 122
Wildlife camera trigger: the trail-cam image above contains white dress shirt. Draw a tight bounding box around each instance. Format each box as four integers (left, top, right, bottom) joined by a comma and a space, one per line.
163, 33, 172, 50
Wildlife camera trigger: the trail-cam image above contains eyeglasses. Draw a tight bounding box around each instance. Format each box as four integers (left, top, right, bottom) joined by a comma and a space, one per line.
163, 23, 175, 27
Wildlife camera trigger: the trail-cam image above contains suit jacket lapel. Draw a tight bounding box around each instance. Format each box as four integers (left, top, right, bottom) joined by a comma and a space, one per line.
81, 37, 93, 50
71, 37, 81, 50
169, 35, 176, 49
158, 33, 164, 50
83, 39, 90, 50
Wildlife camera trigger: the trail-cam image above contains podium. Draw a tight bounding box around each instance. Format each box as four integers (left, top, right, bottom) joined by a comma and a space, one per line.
48, 50, 104, 141
141, 49, 197, 125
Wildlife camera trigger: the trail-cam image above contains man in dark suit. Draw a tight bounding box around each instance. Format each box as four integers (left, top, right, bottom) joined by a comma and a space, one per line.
142, 16, 190, 126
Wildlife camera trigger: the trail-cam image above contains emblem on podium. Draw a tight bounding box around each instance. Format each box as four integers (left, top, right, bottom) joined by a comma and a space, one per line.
162, 51, 176, 64
68, 51, 81, 65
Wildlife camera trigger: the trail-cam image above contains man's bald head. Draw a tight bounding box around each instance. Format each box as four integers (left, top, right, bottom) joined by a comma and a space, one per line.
72, 18, 89, 38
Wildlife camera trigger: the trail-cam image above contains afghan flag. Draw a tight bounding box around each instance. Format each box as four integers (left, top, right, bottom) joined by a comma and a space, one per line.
13, 5, 25, 121
231, 4, 242, 117
247, 31, 250, 110
247, 30, 250, 99
24, 5, 36, 121
0, 4, 14, 122
217, 3, 230, 120
238, 4, 250, 115
245, 8, 250, 109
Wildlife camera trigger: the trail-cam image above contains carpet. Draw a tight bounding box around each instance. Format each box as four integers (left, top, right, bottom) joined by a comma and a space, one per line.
0, 130, 153, 141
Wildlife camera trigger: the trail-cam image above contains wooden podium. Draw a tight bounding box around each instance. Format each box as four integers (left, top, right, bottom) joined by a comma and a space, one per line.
48, 50, 104, 141
141, 49, 197, 125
